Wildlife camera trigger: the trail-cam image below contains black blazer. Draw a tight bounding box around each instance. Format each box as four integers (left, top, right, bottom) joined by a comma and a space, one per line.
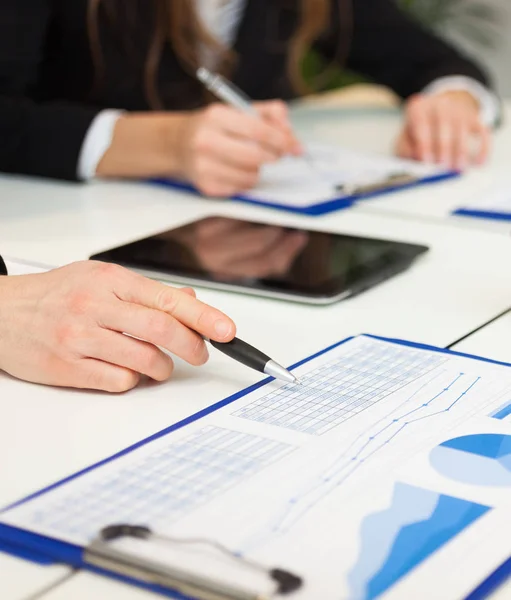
0, 0, 492, 181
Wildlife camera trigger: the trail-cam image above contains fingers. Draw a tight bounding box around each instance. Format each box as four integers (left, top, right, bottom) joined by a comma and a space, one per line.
395, 130, 414, 160
452, 119, 470, 171
255, 100, 291, 126
113, 271, 236, 343
99, 301, 209, 367
195, 129, 278, 170
403, 93, 491, 170
74, 359, 141, 393
194, 157, 260, 197
80, 328, 175, 380
180, 287, 196, 298
432, 102, 454, 167
255, 100, 303, 155
214, 105, 296, 157
406, 95, 434, 163
473, 121, 491, 165
186, 102, 303, 196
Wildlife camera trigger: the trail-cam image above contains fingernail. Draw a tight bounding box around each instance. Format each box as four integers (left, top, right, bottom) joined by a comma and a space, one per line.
214, 319, 232, 339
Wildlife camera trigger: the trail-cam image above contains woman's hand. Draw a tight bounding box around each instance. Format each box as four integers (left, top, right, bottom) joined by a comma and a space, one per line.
396, 91, 491, 170
175, 100, 302, 197
97, 100, 300, 194
0, 261, 236, 392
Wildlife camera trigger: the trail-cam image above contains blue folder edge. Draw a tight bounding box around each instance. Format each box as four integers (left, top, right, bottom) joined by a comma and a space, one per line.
453, 208, 511, 222
152, 170, 458, 216
0, 333, 509, 600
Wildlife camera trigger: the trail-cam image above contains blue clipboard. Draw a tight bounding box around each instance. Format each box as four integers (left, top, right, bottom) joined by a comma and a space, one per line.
452, 208, 511, 222
151, 170, 458, 216
0, 334, 510, 600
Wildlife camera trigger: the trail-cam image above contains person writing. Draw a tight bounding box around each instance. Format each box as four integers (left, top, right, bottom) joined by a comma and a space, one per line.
0, 257, 236, 392
0, 0, 499, 196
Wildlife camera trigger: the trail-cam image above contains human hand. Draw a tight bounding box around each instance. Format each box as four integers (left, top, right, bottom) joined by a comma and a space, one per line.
0, 261, 236, 392
396, 91, 491, 171
173, 217, 309, 280
176, 100, 302, 197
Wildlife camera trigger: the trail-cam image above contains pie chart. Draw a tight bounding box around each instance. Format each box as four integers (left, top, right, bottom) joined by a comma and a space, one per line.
430, 433, 511, 487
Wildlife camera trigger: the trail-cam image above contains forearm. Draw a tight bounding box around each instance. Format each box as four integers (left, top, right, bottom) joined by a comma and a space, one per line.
96, 112, 189, 179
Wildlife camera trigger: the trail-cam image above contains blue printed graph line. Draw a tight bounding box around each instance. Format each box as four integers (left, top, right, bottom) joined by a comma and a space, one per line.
275, 375, 481, 535
240, 373, 481, 553
287, 373, 463, 519
244, 363, 448, 527
334, 369, 449, 471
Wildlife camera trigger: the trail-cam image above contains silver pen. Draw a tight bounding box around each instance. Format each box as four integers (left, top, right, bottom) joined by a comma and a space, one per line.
196, 67, 314, 168
197, 67, 257, 115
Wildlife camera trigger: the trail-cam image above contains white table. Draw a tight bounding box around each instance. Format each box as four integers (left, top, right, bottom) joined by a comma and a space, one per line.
291, 101, 511, 234
1, 200, 510, 503
32, 314, 511, 600
0, 555, 70, 600
0, 104, 510, 600
0, 201, 509, 600
452, 311, 510, 365
34, 307, 511, 600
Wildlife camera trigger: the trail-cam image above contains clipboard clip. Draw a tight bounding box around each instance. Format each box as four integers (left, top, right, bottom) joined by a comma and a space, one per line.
84, 524, 303, 600
336, 172, 419, 197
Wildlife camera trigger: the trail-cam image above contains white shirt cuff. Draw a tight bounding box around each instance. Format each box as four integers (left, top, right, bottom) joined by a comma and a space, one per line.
422, 76, 500, 127
77, 109, 124, 180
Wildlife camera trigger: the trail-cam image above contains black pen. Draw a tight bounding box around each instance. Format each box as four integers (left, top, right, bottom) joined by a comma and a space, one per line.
206, 337, 300, 385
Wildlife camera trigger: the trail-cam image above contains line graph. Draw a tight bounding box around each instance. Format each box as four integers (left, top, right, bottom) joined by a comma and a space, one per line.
240, 368, 482, 553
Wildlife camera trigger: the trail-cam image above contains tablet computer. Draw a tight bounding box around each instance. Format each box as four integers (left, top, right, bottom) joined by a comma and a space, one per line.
90, 216, 428, 305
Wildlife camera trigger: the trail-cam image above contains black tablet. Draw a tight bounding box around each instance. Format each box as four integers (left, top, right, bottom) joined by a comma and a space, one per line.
90, 216, 428, 305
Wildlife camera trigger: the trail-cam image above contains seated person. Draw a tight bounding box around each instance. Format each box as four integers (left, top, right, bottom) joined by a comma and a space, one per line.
0, 256, 236, 392
0, 0, 498, 195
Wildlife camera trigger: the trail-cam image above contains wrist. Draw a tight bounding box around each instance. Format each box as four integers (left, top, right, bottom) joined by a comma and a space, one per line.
0, 276, 22, 368
96, 112, 190, 179
435, 90, 480, 114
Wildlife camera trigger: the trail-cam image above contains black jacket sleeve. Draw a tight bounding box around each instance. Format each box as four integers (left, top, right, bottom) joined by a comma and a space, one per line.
0, 0, 99, 180
316, 0, 493, 99
0, 256, 7, 275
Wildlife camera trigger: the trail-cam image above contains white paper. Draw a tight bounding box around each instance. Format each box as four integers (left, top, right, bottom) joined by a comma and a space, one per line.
3, 336, 511, 600
250, 143, 446, 208
456, 182, 511, 216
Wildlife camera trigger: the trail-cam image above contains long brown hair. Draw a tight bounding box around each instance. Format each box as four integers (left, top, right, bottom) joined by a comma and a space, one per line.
87, 0, 349, 109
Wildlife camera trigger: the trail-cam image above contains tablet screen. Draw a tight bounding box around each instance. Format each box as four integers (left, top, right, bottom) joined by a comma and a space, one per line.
90, 216, 428, 302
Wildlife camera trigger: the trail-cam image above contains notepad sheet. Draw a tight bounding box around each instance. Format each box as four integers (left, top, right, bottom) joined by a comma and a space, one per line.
454, 181, 511, 217
3, 336, 511, 600
252, 143, 446, 207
